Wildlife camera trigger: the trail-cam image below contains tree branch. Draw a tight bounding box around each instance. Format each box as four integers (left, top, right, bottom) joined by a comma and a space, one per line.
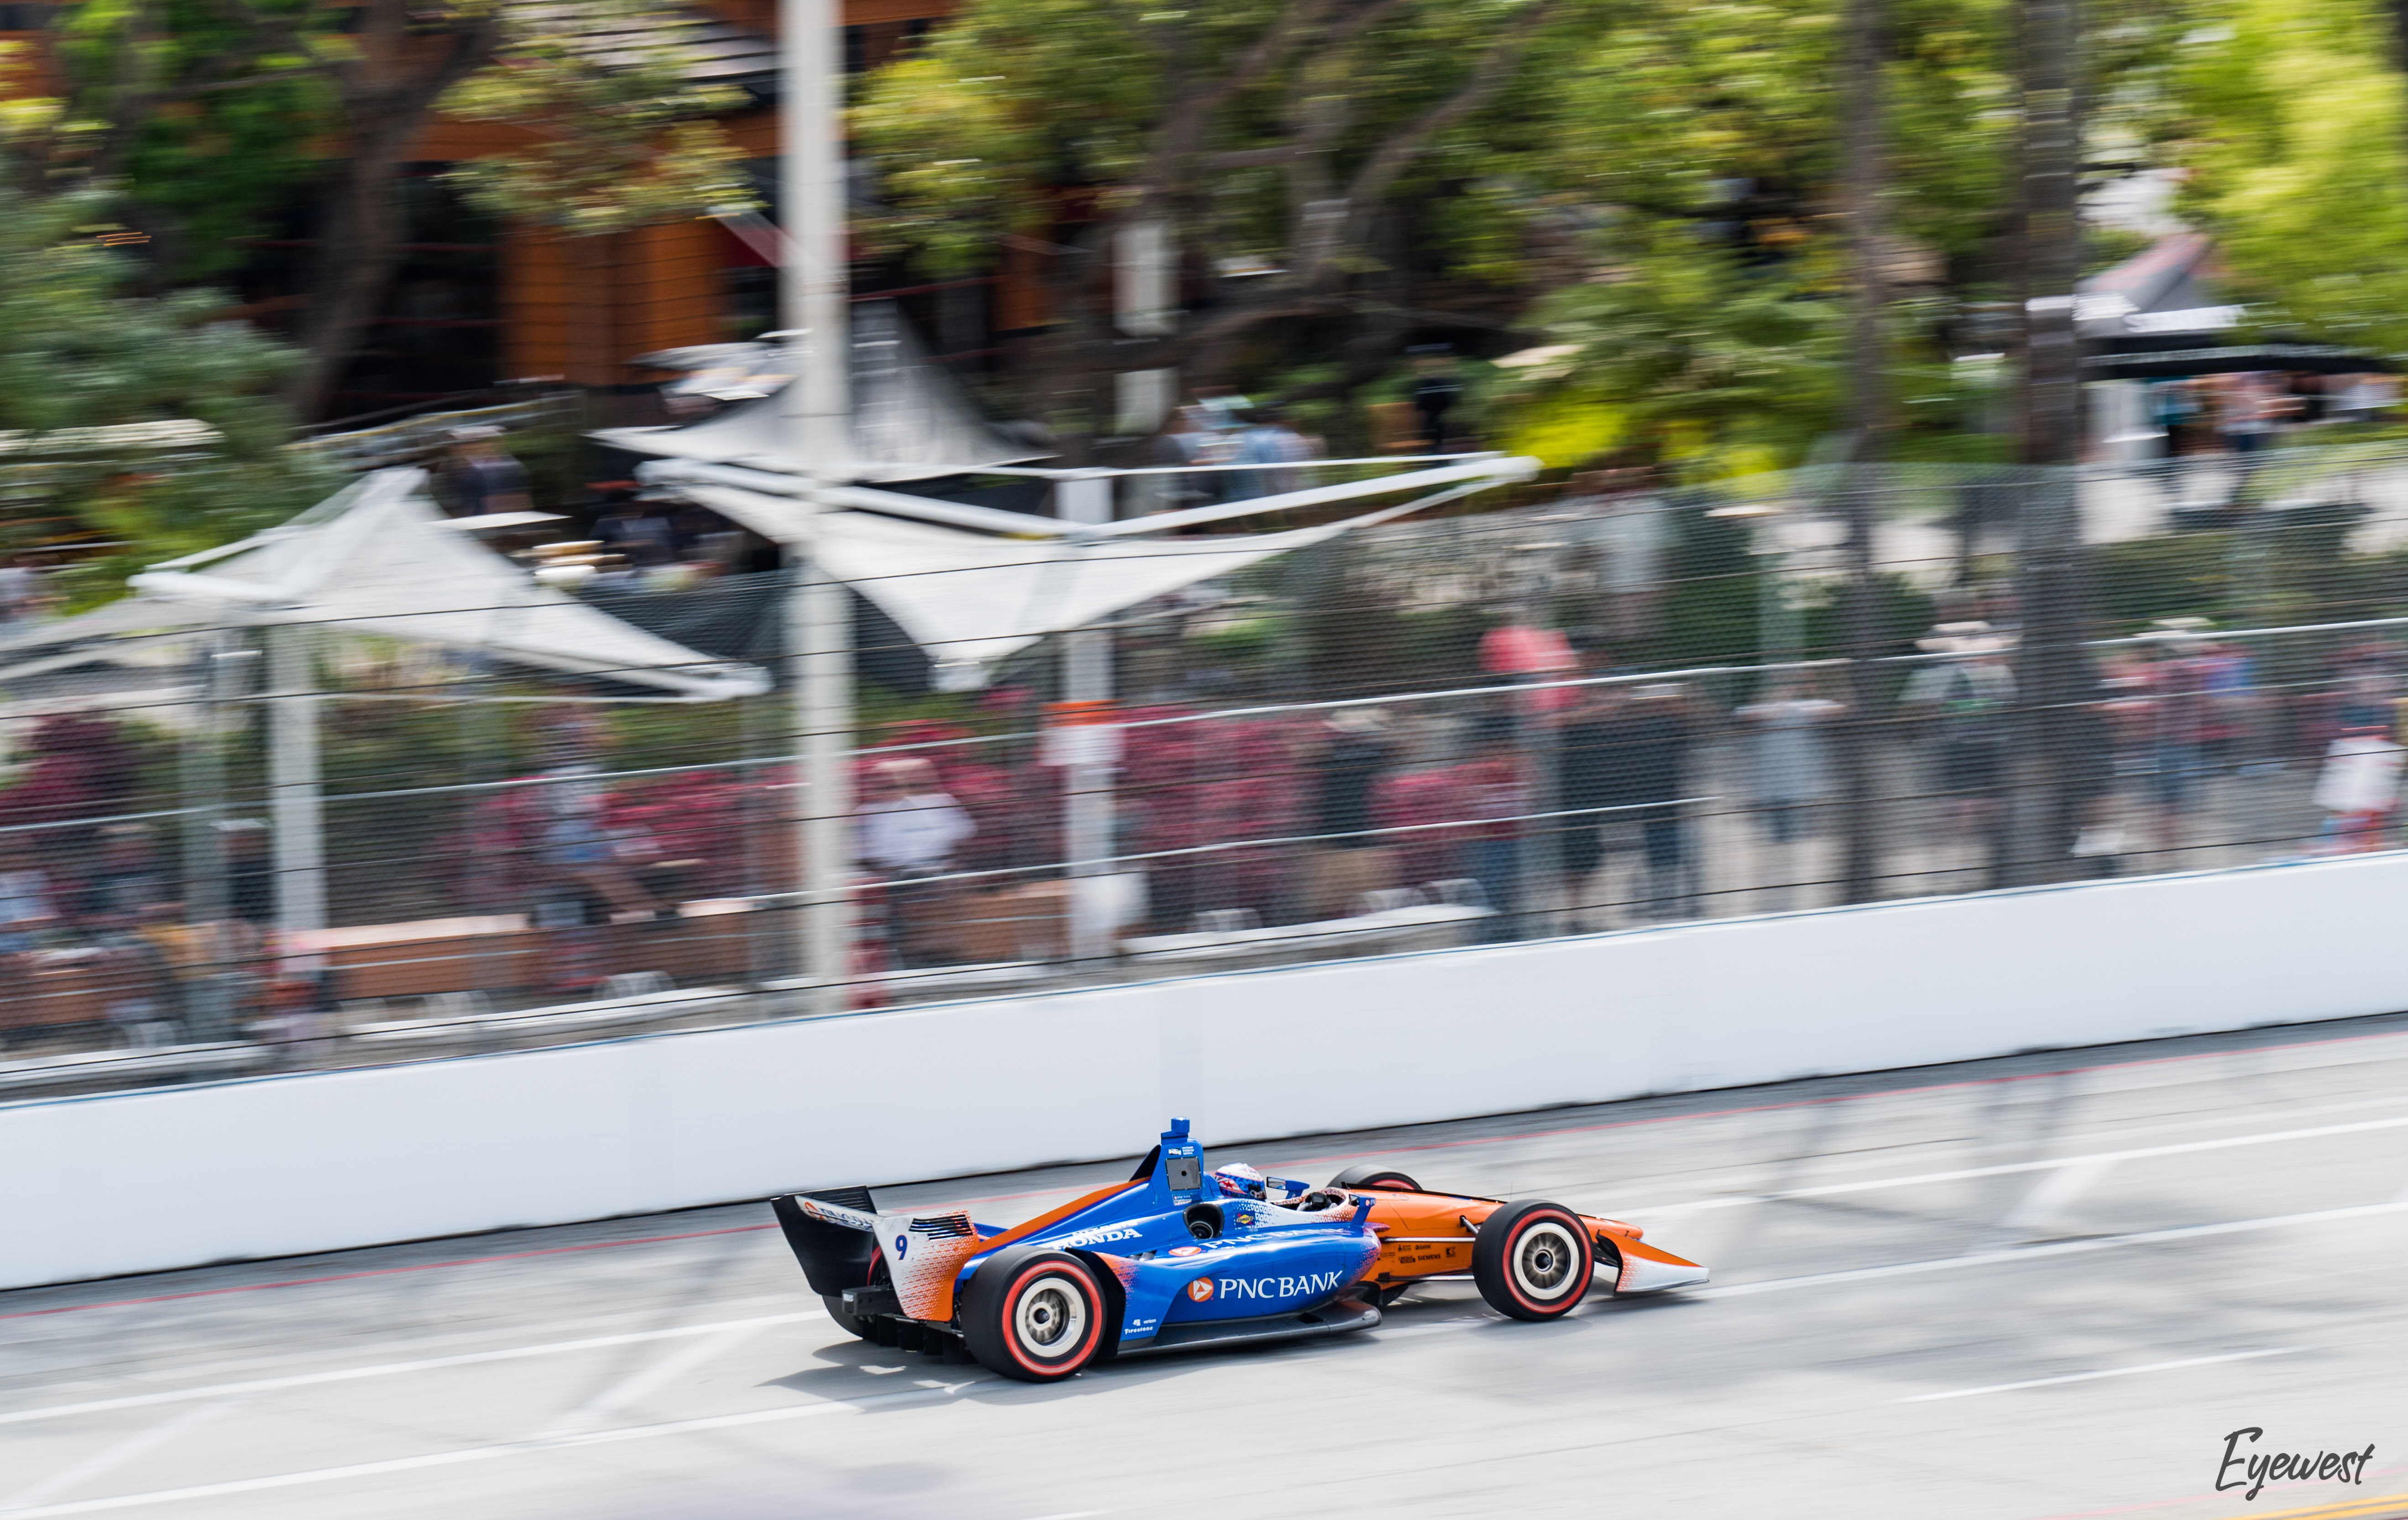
1339, 0, 1557, 216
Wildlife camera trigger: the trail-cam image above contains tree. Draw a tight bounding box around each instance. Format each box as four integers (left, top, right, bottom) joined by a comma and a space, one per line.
2176, 0, 2408, 354
439, 0, 758, 237
853, 0, 1584, 454
2009, 0, 2094, 886
17, 1, 759, 418
0, 171, 335, 595
1837, 0, 1889, 902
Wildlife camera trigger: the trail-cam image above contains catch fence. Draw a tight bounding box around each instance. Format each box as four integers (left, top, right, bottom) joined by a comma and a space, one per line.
9, 438, 2408, 1094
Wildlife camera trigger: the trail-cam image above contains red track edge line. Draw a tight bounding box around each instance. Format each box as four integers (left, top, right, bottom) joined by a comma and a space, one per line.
8, 1021, 2401, 1320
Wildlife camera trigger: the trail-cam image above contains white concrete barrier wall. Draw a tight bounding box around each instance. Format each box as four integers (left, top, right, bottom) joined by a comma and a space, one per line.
7, 852, 2406, 1290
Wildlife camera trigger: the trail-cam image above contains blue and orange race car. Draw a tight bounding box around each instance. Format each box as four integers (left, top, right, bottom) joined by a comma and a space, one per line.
771, 1118, 1708, 1381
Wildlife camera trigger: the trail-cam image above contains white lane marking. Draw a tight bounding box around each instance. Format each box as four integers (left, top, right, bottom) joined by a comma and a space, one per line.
2001, 1157, 2117, 1233
1697, 1200, 2408, 1299
0, 1381, 979, 1519
1894, 1347, 2303, 1403
118, 1294, 799, 1389
1, 1400, 246, 1513
0, 1312, 825, 1429
1617, 1113, 2408, 1220
533, 1323, 756, 1436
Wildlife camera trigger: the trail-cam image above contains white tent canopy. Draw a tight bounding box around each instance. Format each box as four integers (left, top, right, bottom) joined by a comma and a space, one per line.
593, 300, 1046, 484
674, 462, 1515, 688
0, 470, 767, 701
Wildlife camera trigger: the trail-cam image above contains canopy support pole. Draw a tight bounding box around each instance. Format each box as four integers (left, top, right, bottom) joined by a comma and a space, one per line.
1059, 472, 1119, 969
267, 623, 326, 964
782, 0, 854, 1010
790, 546, 854, 1010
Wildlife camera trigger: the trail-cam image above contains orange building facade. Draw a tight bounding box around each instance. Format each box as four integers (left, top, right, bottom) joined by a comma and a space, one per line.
4, 0, 993, 416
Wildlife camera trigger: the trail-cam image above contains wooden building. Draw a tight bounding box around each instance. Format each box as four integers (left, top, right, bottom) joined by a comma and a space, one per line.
3, 0, 1020, 419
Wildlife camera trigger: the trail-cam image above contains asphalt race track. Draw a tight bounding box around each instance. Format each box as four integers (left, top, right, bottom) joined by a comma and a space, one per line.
6, 1016, 2408, 1520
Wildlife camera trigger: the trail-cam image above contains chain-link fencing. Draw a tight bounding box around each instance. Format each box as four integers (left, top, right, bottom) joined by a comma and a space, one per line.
10, 437, 2408, 1095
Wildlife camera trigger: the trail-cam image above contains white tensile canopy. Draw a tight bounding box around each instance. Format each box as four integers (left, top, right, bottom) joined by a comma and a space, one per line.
593, 300, 1047, 485
676, 478, 1468, 687
0, 469, 769, 942
0, 470, 767, 701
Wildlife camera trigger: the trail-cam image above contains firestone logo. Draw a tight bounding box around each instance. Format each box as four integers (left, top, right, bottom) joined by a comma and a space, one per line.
1217, 1270, 1345, 1301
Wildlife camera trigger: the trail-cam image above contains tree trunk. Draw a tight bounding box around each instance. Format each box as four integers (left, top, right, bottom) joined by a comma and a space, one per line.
1836, 0, 1888, 904
285, 8, 501, 419
2010, 0, 2094, 885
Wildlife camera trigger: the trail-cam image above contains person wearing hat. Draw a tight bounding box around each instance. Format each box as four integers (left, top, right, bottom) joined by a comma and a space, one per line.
443, 425, 531, 518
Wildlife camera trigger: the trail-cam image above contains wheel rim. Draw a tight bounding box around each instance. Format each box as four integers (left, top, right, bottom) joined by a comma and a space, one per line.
1013, 1273, 1089, 1360
1512, 1220, 1583, 1301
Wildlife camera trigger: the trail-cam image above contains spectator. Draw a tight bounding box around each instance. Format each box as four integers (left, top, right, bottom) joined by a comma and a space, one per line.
0, 553, 40, 626
2313, 723, 2402, 853
1452, 715, 1529, 940
595, 500, 679, 569
1305, 709, 1397, 919
1228, 407, 1315, 500
0, 834, 58, 952
2129, 623, 2222, 857
1600, 682, 1697, 919
1902, 622, 2016, 861
76, 824, 172, 934
1735, 675, 1846, 903
221, 819, 276, 926
442, 425, 532, 517
855, 758, 976, 966
1408, 345, 1463, 451
1555, 679, 1626, 920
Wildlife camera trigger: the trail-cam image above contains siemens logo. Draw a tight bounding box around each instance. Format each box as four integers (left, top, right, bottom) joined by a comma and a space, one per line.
1053, 1225, 1143, 1247
1217, 1270, 1346, 1301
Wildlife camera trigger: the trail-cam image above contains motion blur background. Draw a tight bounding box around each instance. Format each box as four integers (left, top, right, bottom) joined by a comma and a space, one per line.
6, 0, 2408, 1095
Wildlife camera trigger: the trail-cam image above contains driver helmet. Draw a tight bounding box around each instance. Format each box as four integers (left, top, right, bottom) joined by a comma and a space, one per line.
1212, 1162, 1267, 1200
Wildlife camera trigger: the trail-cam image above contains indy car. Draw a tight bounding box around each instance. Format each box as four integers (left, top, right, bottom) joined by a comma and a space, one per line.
769, 1118, 1708, 1382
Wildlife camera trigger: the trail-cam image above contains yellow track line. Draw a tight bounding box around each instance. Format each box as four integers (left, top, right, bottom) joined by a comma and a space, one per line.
2227, 1492, 2408, 1520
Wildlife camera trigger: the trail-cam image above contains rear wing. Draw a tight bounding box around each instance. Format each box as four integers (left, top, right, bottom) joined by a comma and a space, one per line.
771, 1190, 989, 1320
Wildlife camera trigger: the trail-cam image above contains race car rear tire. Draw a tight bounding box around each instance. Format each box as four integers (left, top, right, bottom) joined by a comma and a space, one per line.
961, 1248, 1107, 1382
1471, 1200, 1594, 1321
1328, 1163, 1423, 1192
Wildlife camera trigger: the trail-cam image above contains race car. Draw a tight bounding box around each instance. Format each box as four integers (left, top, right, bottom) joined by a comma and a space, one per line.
769, 1118, 1708, 1382
1313, 1160, 1709, 1313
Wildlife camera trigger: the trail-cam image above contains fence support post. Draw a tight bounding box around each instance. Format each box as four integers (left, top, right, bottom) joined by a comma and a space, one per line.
267, 624, 326, 958
781, 0, 854, 1010
1059, 471, 1119, 970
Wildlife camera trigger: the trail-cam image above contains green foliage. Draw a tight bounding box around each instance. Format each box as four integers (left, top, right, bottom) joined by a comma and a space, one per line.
2175, 0, 2408, 352
51, 0, 337, 279
0, 173, 335, 598
441, 0, 759, 236
1490, 232, 1840, 476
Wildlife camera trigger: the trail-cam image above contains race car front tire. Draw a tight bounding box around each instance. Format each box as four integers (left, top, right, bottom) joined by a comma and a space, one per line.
1471, 1200, 1595, 1321
1328, 1163, 1423, 1192
961, 1248, 1107, 1382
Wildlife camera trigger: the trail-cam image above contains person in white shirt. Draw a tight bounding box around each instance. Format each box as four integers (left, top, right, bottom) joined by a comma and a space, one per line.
854, 759, 976, 965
